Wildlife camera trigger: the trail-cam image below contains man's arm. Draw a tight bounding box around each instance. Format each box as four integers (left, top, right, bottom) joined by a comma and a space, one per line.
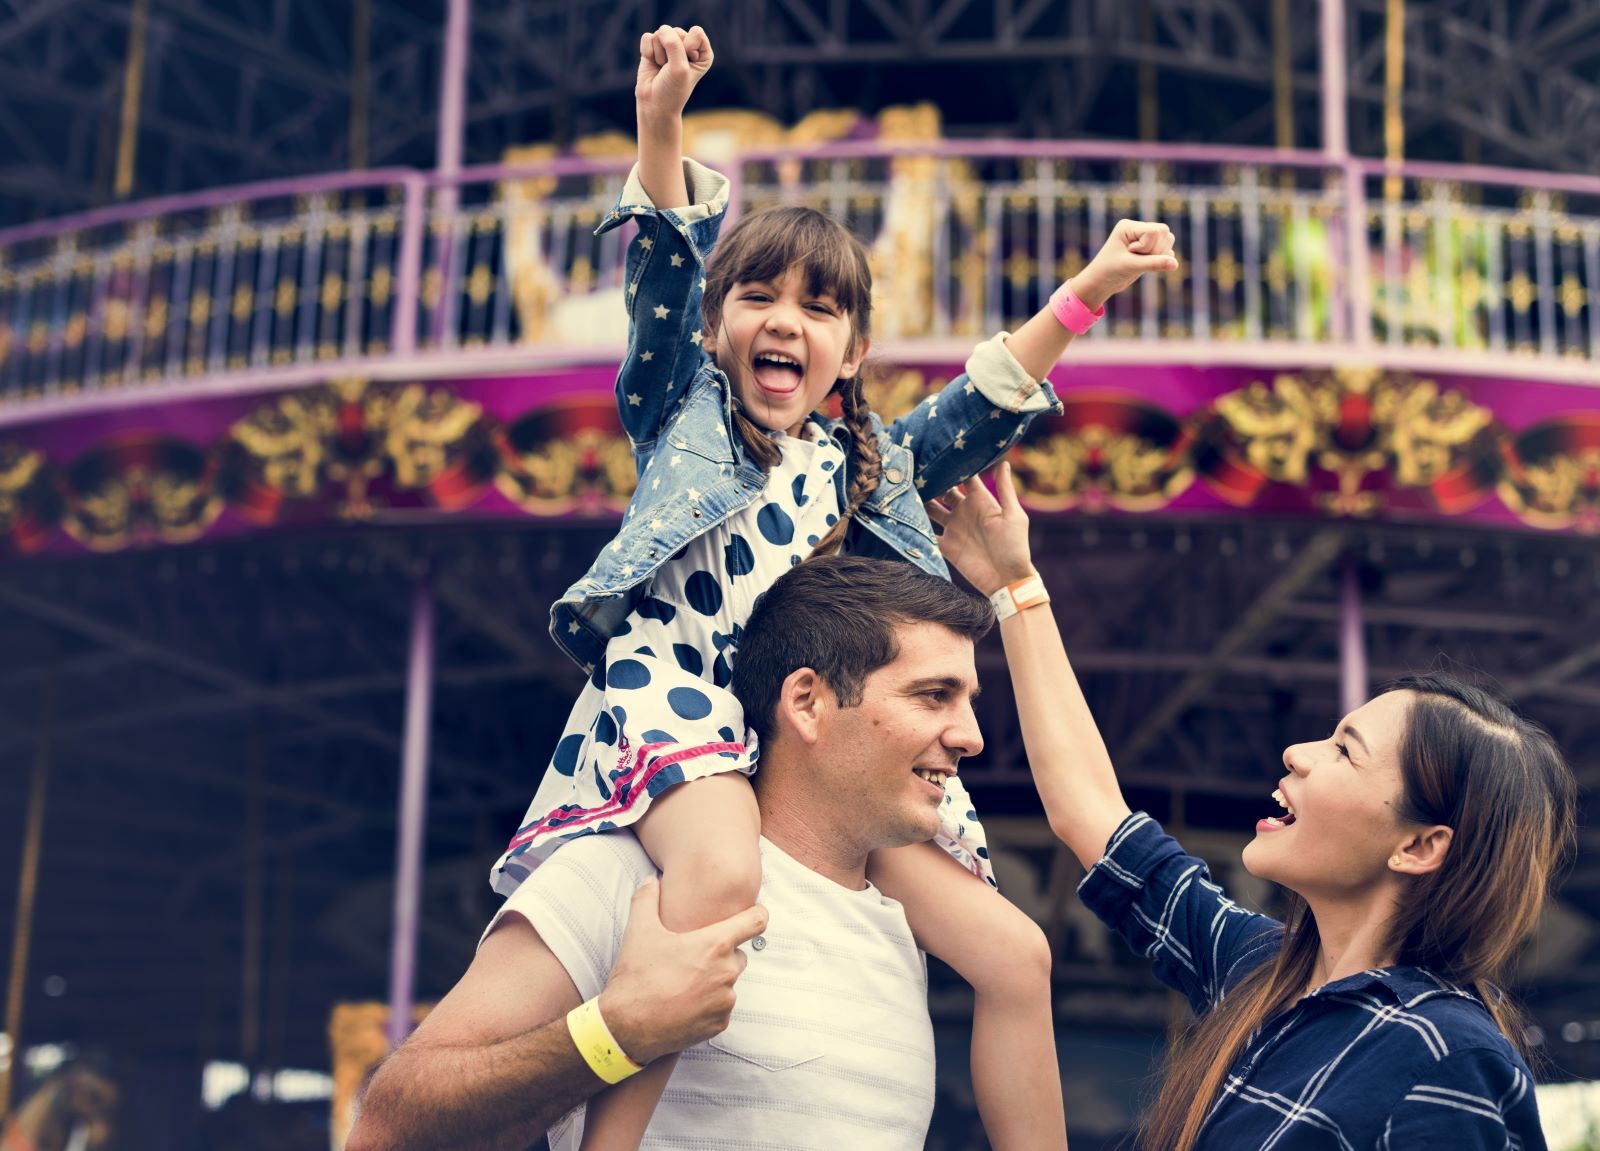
345, 915, 590, 1151
347, 879, 766, 1151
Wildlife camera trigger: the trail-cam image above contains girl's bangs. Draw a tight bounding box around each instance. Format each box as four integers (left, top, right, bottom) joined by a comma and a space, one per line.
720, 209, 870, 318
797, 235, 869, 315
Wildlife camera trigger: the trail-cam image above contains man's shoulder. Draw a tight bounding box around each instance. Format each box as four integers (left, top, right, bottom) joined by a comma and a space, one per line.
481, 835, 655, 968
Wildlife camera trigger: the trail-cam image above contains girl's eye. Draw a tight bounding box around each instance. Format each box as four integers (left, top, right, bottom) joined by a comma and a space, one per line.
806, 302, 835, 315
1335, 742, 1350, 759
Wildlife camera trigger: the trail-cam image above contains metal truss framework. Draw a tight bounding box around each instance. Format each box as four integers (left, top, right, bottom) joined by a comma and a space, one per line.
0, 0, 441, 223
2, 0, 1599, 227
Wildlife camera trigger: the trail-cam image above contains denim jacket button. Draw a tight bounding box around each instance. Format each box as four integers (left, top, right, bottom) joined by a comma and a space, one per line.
885, 468, 904, 484
908, 547, 923, 559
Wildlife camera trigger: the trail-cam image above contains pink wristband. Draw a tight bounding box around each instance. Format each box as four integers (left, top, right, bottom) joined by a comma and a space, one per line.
1049, 281, 1105, 335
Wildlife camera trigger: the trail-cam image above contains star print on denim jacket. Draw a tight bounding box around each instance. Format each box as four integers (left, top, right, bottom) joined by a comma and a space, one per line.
549, 158, 1064, 672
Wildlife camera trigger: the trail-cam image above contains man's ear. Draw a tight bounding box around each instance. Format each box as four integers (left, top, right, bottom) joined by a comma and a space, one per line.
839, 335, 871, 380
776, 667, 831, 746
1389, 825, 1453, 877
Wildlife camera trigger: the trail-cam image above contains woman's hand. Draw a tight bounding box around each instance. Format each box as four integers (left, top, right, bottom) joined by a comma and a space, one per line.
1071, 219, 1179, 310
636, 24, 714, 127
926, 462, 1036, 597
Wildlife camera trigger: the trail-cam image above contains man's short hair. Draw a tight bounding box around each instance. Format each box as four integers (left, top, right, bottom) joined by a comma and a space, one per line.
731, 555, 995, 742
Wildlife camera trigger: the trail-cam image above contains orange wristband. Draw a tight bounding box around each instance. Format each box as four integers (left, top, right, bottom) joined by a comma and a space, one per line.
988, 573, 1049, 621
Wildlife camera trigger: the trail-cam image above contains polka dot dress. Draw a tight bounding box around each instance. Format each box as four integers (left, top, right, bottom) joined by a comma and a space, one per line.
491, 425, 995, 896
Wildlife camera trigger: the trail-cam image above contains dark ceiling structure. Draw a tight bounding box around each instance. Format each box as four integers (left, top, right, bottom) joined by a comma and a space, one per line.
2, 0, 1599, 227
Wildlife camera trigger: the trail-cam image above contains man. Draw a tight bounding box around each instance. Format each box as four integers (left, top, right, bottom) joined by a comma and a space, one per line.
347, 555, 994, 1150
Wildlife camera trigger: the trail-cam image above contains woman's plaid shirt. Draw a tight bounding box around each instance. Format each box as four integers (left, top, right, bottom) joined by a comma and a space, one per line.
1079, 812, 1547, 1150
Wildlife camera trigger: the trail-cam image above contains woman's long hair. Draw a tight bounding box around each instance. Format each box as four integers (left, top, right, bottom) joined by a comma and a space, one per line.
1141, 674, 1578, 1151
699, 205, 879, 559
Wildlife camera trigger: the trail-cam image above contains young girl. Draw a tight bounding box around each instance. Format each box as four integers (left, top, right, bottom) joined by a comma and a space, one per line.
490, 23, 1178, 1151
930, 462, 1575, 1150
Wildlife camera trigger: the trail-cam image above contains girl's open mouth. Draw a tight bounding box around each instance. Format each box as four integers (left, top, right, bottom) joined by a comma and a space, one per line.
752, 353, 804, 395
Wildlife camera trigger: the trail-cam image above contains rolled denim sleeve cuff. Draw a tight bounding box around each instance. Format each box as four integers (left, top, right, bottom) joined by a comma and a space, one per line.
600, 158, 730, 231
966, 332, 1064, 416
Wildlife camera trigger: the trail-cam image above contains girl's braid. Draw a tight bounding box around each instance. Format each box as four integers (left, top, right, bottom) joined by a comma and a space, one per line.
806, 373, 881, 559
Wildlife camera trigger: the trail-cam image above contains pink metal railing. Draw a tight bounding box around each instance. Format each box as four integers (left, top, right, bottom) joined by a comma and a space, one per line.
1, 142, 1595, 417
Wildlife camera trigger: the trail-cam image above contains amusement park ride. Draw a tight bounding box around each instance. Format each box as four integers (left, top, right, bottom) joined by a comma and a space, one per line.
0, 1, 1598, 1146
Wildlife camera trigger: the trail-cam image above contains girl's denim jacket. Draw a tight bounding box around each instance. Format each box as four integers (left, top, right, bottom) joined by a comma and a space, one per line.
550, 159, 1063, 671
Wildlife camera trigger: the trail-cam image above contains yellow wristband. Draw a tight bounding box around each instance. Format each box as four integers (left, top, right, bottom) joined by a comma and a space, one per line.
566, 998, 644, 1085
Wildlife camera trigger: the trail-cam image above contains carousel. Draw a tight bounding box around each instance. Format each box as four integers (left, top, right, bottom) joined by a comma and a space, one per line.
1, 2, 1598, 1148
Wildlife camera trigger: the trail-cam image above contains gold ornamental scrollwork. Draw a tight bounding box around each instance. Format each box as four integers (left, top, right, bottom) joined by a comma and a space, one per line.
1011, 395, 1195, 513
372, 381, 492, 492
1210, 374, 1331, 485
1198, 367, 1500, 516
494, 399, 637, 515
228, 390, 331, 500
226, 377, 492, 520
9, 363, 1599, 553
58, 436, 224, 551
864, 368, 939, 424
0, 441, 57, 552
1373, 375, 1494, 489
1497, 416, 1600, 533
0, 442, 45, 518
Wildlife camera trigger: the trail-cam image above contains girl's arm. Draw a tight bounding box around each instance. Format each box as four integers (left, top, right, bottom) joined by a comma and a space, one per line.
925, 463, 1130, 870
604, 25, 722, 459
1002, 219, 1177, 380
635, 25, 712, 209
889, 221, 1178, 499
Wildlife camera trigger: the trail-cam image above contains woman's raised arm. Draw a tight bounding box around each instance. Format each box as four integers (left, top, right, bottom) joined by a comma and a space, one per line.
928, 463, 1132, 869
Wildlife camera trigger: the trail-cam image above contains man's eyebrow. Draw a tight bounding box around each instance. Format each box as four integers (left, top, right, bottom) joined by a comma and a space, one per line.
906, 676, 981, 700
1341, 725, 1370, 756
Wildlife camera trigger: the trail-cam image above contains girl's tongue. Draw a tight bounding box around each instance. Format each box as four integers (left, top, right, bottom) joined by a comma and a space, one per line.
753, 358, 804, 393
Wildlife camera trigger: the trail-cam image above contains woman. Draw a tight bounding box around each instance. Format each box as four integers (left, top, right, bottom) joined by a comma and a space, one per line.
929, 464, 1576, 1150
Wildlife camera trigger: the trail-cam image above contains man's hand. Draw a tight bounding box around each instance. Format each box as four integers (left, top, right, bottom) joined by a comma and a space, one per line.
636, 24, 714, 128
1071, 219, 1179, 310
926, 462, 1035, 597
599, 878, 767, 1065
